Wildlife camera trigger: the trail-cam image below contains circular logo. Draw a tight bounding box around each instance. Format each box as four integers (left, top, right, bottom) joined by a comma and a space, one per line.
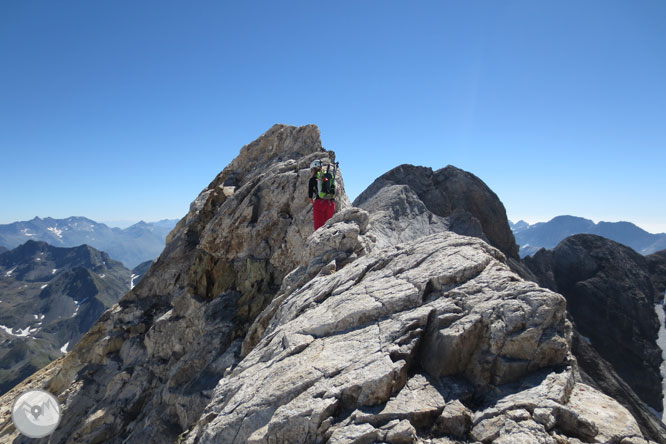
11, 390, 62, 438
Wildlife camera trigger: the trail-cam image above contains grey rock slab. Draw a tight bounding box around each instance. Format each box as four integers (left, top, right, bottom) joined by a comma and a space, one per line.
384, 419, 418, 444
566, 383, 642, 443
475, 368, 576, 421
533, 407, 557, 430
433, 400, 472, 438
353, 374, 446, 428
621, 438, 659, 444
493, 419, 556, 444
470, 416, 506, 443
506, 408, 532, 422
326, 423, 381, 444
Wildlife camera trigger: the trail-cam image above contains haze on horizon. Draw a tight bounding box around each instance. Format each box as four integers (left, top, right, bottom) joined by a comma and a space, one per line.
1, 1, 665, 233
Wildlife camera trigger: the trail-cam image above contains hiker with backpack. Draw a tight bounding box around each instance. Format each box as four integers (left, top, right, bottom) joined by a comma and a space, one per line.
308, 160, 337, 230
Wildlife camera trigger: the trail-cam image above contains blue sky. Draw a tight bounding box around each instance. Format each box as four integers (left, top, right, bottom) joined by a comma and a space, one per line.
1, 1, 665, 233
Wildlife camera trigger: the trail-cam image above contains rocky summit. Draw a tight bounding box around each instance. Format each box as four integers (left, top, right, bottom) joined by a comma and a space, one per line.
0, 124, 663, 444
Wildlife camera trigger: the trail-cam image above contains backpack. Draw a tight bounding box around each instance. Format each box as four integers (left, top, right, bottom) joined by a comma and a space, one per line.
317, 163, 338, 200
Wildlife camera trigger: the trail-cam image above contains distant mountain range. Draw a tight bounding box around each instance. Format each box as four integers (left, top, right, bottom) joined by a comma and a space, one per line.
510, 216, 666, 257
0, 217, 178, 268
0, 240, 137, 395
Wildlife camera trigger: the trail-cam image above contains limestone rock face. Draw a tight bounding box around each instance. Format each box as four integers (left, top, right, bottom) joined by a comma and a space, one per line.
525, 234, 663, 412
185, 232, 572, 444
0, 125, 659, 444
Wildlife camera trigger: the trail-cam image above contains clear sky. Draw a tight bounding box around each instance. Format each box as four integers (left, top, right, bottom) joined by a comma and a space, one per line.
2, 1, 665, 233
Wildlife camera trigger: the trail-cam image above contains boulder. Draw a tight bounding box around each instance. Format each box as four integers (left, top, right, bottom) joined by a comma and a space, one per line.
433, 400, 472, 438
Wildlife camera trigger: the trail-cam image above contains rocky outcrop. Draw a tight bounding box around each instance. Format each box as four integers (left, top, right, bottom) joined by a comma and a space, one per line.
353, 164, 519, 260
0, 125, 659, 444
351, 164, 535, 283
525, 235, 663, 412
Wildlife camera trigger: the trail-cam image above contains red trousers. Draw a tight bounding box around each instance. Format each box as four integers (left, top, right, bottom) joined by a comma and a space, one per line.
313, 199, 335, 230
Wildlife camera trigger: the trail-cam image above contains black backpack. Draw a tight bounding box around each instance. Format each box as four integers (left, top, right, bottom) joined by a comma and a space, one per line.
318, 162, 338, 199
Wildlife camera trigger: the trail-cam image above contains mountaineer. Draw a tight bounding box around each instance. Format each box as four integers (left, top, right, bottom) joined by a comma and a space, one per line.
308, 160, 337, 230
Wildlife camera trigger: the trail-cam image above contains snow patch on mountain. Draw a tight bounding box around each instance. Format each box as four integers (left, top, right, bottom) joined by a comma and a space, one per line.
130, 273, 139, 290
0, 325, 31, 337
47, 226, 64, 238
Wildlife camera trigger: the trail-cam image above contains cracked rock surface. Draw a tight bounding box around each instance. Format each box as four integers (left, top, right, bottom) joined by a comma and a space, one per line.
185, 231, 572, 443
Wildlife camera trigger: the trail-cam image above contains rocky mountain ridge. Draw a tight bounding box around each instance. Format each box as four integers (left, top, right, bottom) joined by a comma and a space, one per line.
0, 217, 178, 268
0, 124, 663, 444
0, 241, 131, 396
511, 216, 666, 257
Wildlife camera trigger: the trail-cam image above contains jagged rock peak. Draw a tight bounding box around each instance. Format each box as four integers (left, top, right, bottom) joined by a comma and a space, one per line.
223, 124, 326, 180
166, 123, 336, 247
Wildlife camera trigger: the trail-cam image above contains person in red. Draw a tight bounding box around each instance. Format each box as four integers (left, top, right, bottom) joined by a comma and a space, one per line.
308, 160, 336, 230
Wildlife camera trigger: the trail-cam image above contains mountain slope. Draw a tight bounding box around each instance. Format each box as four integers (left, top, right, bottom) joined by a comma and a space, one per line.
0, 218, 178, 268
524, 235, 662, 409
0, 125, 661, 444
0, 241, 130, 395
513, 215, 666, 257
